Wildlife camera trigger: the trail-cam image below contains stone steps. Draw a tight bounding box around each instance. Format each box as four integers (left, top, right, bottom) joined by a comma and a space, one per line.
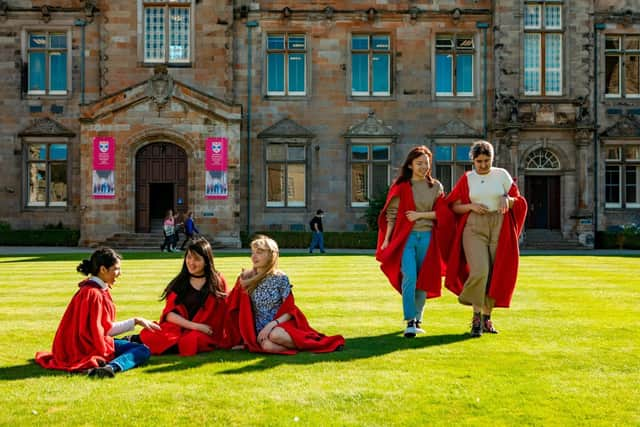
521, 229, 588, 250
100, 232, 227, 250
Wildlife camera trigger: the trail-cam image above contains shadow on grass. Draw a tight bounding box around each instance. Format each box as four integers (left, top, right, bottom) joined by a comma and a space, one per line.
0, 361, 87, 381
144, 331, 470, 375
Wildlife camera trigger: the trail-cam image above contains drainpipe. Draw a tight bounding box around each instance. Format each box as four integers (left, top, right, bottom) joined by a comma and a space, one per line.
74, 19, 87, 105
593, 22, 605, 242
246, 20, 259, 235
476, 22, 489, 138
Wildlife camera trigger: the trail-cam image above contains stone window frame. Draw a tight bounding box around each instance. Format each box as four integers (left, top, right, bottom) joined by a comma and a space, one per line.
523, 1, 564, 96
433, 141, 473, 193
264, 140, 309, 208
21, 28, 72, 97
264, 33, 309, 98
347, 139, 391, 208
434, 34, 476, 98
22, 137, 70, 209
604, 143, 640, 209
524, 148, 561, 170
604, 34, 640, 99
349, 33, 393, 98
138, 0, 194, 66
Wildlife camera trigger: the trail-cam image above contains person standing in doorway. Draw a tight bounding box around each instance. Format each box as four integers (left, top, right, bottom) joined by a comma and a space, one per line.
308, 209, 325, 254
160, 209, 177, 253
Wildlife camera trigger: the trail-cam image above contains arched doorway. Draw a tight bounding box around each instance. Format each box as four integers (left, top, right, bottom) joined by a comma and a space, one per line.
524, 148, 561, 230
135, 142, 188, 233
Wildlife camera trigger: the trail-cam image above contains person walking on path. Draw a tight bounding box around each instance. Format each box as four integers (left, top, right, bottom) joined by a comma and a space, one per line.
376, 146, 448, 338
444, 140, 527, 337
309, 209, 326, 254
180, 211, 200, 250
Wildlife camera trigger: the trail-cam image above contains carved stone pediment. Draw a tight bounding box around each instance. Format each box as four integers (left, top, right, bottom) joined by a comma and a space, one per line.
600, 115, 640, 138
431, 118, 480, 137
344, 111, 397, 137
19, 117, 75, 137
146, 66, 174, 109
258, 117, 314, 138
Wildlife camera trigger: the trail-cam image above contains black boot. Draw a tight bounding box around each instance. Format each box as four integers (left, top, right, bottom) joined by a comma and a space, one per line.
470, 312, 482, 337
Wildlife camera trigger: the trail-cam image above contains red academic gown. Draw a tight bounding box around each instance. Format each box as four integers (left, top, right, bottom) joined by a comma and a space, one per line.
139, 274, 229, 356
224, 278, 345, 354
375, 180, 449, 299
35, 280, 116, 372
444, 173, 528, 308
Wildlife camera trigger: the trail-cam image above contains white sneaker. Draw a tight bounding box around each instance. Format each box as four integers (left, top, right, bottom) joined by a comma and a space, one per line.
404, 320, 417, 338
415, 321, 425, 334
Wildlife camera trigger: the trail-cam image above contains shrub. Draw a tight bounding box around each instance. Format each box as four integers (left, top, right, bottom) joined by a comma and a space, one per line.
362, 187, 389, 231
0, 229, 80, 246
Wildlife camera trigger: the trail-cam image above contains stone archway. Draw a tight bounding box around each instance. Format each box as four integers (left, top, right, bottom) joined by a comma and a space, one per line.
135, 142, 188, 233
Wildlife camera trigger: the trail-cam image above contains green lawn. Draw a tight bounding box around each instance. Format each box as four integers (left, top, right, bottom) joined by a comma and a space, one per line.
0, 251, 638, 426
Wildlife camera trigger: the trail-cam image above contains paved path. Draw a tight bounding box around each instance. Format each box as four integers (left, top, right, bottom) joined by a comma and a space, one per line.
1, 246, 638, 256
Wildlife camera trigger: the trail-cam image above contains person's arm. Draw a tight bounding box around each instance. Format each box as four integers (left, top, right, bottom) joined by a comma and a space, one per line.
165, 311, 213, 335
380, 196, 399, 250
405, 210, 437, 222
108, 317, 160, 336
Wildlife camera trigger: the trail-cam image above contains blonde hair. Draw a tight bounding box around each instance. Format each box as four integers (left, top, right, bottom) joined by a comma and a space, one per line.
240, 235, 280, 295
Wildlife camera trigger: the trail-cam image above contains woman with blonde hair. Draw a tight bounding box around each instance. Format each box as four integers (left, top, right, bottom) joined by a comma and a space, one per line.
225, 235, 344, 354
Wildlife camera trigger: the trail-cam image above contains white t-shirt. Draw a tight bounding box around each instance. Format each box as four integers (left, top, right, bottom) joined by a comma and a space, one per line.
467, 168, 513, 212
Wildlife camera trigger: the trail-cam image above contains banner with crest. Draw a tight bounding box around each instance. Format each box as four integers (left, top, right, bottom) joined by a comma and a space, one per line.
92, 136, 115, 199
205, 137, 228, 200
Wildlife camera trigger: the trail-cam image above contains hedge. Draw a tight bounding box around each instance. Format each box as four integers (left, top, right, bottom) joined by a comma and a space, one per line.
596, 231, 640, 250
0, 229, 80, 246
241, 231, 377, 249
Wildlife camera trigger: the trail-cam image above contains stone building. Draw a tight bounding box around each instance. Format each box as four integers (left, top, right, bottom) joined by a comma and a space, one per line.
1, 1, 638, 248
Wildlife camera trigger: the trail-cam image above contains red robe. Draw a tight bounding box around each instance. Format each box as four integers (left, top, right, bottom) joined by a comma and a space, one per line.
35, 280, 116, 372
139, 274, 229, 356
224, 278, 345, 354
375, 180, 448, 299
444, 174, 527, 308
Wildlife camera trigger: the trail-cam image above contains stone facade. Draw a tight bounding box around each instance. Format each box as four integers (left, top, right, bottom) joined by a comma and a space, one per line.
1, 1, 639, 247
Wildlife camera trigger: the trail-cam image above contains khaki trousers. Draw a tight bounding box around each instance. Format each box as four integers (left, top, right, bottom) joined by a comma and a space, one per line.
459, 211, 504, 309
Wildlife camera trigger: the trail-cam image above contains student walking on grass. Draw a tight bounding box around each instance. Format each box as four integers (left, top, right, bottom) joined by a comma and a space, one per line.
444, 140, 527, 337
308, 209, 326, 253
134, 238, 229, 356
376, 146, 448, 338
35, 248, 160, 378
226, 235, 344, 354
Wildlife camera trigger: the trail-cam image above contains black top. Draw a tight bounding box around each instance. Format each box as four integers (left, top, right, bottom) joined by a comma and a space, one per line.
309, 215, 323, 232
174, 284, 204, 320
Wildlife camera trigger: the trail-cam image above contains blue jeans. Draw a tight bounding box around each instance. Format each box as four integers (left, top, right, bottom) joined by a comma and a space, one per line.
107, 339, 151, 372
309, 231, 325, 253
401, 231, 431, 322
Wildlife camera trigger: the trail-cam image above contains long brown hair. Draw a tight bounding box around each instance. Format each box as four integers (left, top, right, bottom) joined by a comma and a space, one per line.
240, 235, 280, 295
394, 145, 435, 187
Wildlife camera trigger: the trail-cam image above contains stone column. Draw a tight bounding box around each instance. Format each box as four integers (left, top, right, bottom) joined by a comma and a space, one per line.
574, 128, 591, 210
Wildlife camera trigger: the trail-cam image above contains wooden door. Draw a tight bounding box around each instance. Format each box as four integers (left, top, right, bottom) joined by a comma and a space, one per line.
525, 175, 560, 230
135, 143, 188, 232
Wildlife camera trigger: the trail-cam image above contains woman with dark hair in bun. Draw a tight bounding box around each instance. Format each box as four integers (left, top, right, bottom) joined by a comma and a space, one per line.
35, 248, 160, 378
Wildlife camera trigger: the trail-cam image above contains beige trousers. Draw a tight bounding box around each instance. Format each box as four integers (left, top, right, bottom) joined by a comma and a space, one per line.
459, 211, 504, 309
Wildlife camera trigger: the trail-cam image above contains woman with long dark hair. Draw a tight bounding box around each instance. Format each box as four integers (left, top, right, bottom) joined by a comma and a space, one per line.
376, 146, 447, 338
138, 237, 229, 355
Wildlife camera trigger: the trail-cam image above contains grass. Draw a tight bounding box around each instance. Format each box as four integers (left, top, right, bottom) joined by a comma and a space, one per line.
0, 251, 638, 426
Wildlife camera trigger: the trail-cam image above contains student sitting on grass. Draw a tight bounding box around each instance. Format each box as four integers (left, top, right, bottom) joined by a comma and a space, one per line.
133, 238, 229, 356
225, 235, 344, 354
35, 248, 160, 378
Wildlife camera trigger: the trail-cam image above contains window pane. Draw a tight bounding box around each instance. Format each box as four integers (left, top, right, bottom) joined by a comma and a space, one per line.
544, 5, 562, 29
267, 164, 285, 204
50, 52, 67, 92
626, 166, 638, 204
605, 36, 620, 51
605, 55, 621, 95
49, 163, 67, 205
372, 145, 389, 161
456, 145, 471, 161
436, 36, 453, 49
29, 144, 47, 160
624, 145, 640, 160
352, 54, 369, 94
605, 165, 620, 203
50, 144, 67, 160
372, 35, 390, 51
435, 145, 452, 161
288, 53, 305, 94
288, 35, 305, 50
524, 34, 541, 94
29, 52, 46, 92
169, 7, 190, 61
371, 164, 388, 198
352, 36, 369, 50
605, 146, 621, 161
351, 163, 368, 203
287, 164, 305, 206
266, 144, 286, 161
28, 163, 47, 206
436, 164, 452, 192
524, 5, 540, 28
144, 7, 165, 61
456, 54, 473, 94
545, 34, 562, 94
267, 53, 285, 93
624, 55, 640, 96
49, 33, 67, 49
435, 54, 453, 94
624, 36, 640, 51
351, 145, 368, 161
268, 35, 284, 50
29, 34, 46, 49
456, 36, 474, 49
372, 53, 389, 94
287, 146, 305, 161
